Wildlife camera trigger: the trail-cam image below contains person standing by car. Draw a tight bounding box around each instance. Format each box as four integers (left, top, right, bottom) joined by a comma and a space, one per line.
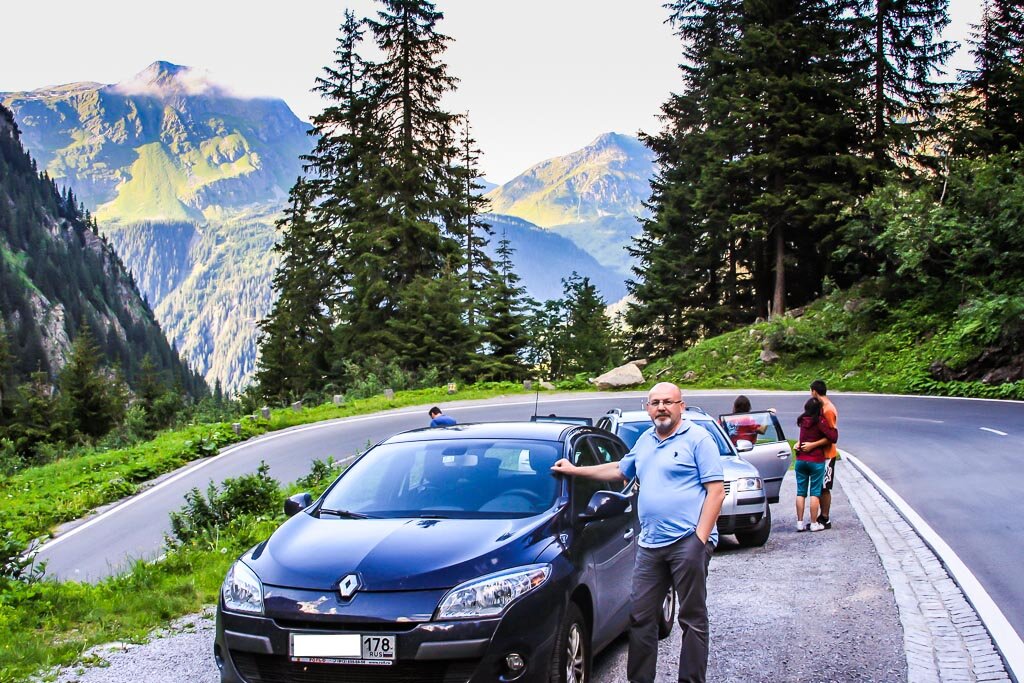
723, 394, 769, 445
551, 382, 725, 683
427, 406, 456, 427
794, 397, 838, 532
811, 379, 838, 529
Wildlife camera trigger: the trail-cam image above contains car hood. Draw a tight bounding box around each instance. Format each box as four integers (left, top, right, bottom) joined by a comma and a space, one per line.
245, 512, 559, 591
722, 455, 759, 478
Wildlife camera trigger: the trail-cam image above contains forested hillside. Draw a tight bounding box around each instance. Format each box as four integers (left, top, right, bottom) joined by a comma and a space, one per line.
1, 62, 311, 392
0, 104, 206, 465
485, 132, 654, 276
256, 0, 1023, 403
625, 0, 1024, 386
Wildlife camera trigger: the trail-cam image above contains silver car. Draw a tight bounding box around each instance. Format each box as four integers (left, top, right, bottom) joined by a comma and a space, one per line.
595, 407, 776, 547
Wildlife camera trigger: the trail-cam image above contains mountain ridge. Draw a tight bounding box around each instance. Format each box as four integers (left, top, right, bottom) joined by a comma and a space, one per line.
485, 132, 654, 276
0, 103, 202, 395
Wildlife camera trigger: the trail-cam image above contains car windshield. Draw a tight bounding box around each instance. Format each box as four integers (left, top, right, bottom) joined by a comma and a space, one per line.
319, 438, 563, 519
617, 418, 734, 457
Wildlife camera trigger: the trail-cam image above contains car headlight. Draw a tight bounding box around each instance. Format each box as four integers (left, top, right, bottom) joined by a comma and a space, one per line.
436, 564, 551, 619
221, 560, 263, 614
734, 477, 763, 492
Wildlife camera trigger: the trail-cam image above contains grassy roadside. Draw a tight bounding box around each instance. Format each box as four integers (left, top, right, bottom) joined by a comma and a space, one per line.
0, 383, 533, 546
644, 281, 1024, 401
1, 504, 285, 681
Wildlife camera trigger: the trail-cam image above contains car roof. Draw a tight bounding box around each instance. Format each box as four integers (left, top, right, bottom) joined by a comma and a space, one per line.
385, 421, 587, 444
611, 406, 714, 423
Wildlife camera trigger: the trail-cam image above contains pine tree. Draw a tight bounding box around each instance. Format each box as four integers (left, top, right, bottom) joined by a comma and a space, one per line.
58, 322, 125, 440
475, 230, 532, 381
627, 0, 747, 356
530, 274, 618, 380
344, 0, 468, 368
631, 0, 866, 349
453, 116, 494, 331
955, 0, 1024, 154
9, 372, 61, 462
255, 184, 335, 401
257, 1, 478, 392
850, 0, 954, 169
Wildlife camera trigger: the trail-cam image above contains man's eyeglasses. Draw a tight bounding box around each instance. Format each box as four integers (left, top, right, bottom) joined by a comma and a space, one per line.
647, 399, 681, 407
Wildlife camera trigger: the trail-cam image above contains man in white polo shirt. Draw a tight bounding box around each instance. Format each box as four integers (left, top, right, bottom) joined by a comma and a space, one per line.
552, 382, 725, 683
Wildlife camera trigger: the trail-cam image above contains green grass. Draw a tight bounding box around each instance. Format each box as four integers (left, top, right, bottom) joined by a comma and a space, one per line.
643, 282, 1024, 401
0, 456, 342, 683
0, 515, 281, 683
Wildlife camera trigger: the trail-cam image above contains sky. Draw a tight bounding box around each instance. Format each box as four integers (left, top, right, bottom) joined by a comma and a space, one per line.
3, 0, 983, 184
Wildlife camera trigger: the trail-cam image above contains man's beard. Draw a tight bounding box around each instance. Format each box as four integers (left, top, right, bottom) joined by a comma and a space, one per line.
653, 414, 674, 434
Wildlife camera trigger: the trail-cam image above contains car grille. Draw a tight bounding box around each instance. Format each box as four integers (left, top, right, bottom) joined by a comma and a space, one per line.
723, 481, 732, 495
272, 619, 421, 633
231, 652, 478, 683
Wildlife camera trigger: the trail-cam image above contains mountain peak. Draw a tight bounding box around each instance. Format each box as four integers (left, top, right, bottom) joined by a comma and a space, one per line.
587, 131, 644, 151
112, 61, 221, 98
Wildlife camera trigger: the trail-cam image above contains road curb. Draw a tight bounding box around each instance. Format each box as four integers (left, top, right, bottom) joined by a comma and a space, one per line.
842, 450, 1018, 682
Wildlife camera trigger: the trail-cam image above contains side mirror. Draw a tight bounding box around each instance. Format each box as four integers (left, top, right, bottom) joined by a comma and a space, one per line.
285, 492, 313, 517
735, 439, 754, 453
578, 490, 631, 523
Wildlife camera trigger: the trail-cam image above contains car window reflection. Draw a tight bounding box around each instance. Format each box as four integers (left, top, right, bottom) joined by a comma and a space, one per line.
320, 439, 563, 519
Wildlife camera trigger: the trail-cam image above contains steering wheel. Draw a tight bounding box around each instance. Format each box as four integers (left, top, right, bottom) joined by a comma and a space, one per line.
500, 488, 544, 503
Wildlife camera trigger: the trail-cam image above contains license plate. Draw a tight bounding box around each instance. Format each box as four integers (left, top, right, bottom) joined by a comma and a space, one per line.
290, 633, 396, 665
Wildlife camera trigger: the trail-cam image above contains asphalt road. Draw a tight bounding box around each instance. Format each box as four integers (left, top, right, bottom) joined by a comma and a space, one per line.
36, 390, 1024, 640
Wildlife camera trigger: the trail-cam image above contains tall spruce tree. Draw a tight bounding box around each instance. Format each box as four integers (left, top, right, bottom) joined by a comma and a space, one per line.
453, 116, 494, 332
627, 0, 747, 357
729, 0, 866, 315
346, 0, 471, 370
255, 184, 335, 402
474, 230, 532, 381
631, 0, 866, 355
955, 0, 1024, 154
851, 0, 954, 169
58, 323, 126, 440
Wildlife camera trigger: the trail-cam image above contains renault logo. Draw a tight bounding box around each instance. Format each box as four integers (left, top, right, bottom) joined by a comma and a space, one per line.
338, 574, 360, 599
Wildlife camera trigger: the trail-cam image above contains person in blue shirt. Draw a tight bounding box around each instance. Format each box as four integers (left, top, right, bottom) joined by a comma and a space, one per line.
428, 406, 456, 427
551, 382, 725, 683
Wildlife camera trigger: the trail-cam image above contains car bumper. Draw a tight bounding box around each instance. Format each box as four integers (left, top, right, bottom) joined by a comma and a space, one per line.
215, 580, 566, 683
717, 482, 766, 533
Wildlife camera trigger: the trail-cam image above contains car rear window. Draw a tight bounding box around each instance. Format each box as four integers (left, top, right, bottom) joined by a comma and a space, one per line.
320, 439, 563, 519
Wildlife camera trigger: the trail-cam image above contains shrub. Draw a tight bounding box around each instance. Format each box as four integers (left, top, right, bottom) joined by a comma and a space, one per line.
168, 462, 280, 546
296, 457, 339, 494
0, 530, 44, 586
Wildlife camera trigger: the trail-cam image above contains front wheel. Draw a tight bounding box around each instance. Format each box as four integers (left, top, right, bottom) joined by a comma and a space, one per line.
735, 505, 772, 547
657, 588, 676, 639
550, 602, 590, 683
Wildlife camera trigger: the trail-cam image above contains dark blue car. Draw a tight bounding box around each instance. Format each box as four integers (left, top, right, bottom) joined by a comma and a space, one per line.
214, 421, 674, 683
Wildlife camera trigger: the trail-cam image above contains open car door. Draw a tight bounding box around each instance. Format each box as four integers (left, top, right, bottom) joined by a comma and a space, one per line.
718, 411, 792, 504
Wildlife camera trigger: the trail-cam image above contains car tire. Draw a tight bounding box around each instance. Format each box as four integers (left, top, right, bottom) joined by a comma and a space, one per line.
657, 588, 676, 639
550, 602, 590, 683
735, 505, 772, 547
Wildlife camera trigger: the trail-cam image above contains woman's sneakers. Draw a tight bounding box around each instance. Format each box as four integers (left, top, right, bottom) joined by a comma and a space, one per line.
817, 515, 832, 530
809, 522, 825, 532
796, 520, 808, 532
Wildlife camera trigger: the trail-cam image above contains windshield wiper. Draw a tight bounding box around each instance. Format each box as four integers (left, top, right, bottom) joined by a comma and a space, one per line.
411, 513, 450, 519
318, 508, 374, 519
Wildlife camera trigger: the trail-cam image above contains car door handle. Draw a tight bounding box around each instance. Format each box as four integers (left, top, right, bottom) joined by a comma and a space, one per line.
777, 451, 790, 457
623, 529, 634, 540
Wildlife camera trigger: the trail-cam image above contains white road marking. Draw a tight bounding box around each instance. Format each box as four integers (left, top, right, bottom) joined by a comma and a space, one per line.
843, 450, 1024, 680
980, 427, 1009, 436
